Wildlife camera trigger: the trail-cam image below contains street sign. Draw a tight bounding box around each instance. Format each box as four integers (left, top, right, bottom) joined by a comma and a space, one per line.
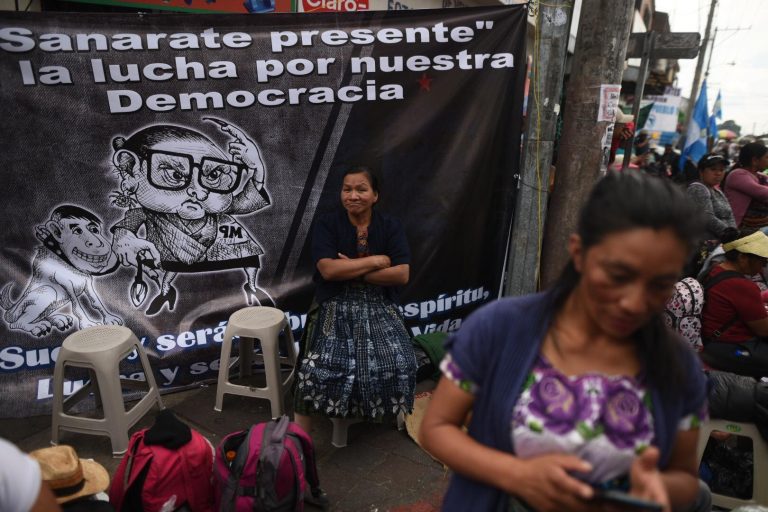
626, 32, 701, 59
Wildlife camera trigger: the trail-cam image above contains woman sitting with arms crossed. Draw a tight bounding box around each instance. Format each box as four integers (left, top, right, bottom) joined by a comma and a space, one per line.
293, 166, 417, 434
420, 172, 709, 512
700, 228, 768, 378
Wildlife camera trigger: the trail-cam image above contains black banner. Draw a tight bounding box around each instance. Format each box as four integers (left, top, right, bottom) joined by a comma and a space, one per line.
0, 6, 526, 417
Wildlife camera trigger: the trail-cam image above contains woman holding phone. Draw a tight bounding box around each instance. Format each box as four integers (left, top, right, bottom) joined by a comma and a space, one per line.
420, 172, 709, 512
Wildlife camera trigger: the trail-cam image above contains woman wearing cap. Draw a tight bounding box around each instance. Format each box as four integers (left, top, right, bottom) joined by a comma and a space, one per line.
724, 142, 768, 229
700, 229, 768, 377
421, 173, 709, 512
686, 154, 736, 240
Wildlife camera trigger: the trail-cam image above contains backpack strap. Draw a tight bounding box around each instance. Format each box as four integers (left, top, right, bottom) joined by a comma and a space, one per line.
702, 269, 745, 291
257, 416, 300, 512
290, 431, 319, 492
702, 270, 748, 340
219, 427, 256, 512
288, 424, 327, 509
680, 278, 700, 315
124, 430, 151, 489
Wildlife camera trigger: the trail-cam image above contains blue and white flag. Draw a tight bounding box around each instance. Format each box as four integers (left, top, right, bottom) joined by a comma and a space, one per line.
681, 80, 709, 170
709, 89, 722, 139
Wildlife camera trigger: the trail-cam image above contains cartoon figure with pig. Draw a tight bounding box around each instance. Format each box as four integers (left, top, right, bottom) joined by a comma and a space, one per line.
109, 118, 275, 315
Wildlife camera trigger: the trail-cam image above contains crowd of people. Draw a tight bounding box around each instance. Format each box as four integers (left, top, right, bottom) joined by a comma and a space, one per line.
4, 150, 768, 511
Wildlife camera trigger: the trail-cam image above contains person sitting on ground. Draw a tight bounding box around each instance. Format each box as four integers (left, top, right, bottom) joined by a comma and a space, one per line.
0, 437, 61, 512
686, 154, 736, 241
683, 154, 737, 277
724, 142, 768, 229
700, 228, 768, 378
420, 172, 709, 512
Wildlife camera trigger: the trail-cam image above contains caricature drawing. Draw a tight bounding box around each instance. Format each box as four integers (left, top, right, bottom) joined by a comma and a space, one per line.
109, 120, 274, 315
0, 205, 123, 337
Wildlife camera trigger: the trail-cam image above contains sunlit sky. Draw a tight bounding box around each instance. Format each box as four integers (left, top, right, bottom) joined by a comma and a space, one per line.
654, 0, 768, 136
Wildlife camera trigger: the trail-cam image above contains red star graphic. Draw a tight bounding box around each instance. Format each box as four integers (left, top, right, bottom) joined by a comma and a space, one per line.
417, 73, 433, 92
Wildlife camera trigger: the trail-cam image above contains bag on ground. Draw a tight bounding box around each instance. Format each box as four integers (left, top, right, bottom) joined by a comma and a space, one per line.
213, 415, 325, 512
109, 410, 215, 512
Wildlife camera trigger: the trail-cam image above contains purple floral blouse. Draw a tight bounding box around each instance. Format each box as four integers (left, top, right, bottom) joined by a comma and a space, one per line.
440, 353, 707, 485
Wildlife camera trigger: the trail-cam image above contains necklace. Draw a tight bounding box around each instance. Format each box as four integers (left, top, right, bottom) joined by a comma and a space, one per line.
356, 227, 369, 257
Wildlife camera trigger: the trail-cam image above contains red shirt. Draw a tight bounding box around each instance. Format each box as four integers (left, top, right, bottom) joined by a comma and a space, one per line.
701, 266, 767, 342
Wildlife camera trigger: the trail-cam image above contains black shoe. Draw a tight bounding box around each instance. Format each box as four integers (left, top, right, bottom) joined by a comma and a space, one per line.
146, 285, 177, 316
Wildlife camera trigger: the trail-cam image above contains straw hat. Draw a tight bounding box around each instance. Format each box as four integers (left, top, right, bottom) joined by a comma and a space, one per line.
723, 231, 768, 259
29, 445, 110, 504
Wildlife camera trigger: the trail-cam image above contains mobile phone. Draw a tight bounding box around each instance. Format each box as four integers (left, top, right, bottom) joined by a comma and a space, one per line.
592, 489, 663, 512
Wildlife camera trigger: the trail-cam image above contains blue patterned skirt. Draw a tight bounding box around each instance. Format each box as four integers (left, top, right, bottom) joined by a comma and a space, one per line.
293, 283, 416, 420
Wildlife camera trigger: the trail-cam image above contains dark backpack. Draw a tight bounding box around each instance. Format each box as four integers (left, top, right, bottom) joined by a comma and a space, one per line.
213, 416, 326, 512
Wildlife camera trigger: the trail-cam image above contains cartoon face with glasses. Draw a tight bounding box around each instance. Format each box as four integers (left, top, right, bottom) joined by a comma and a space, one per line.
147, 150, 246, 207
110, 121, 275, 315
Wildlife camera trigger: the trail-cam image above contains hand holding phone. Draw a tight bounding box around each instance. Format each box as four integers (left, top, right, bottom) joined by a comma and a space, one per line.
626, 446, 670, 512
592, 489, 663, 512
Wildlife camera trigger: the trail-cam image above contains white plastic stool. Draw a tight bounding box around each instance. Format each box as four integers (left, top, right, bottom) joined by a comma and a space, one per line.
51, 325, 164, 456
330, 418, 361, 448
697, 418, 768, 508
330, 413, 405, 448
214, 307, 297, 417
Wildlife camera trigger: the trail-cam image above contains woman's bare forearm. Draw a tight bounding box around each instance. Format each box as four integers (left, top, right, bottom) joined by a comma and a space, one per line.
363, 264, 409, 286
660, 469, 699, 510
317, 255, 389, 281
421, 419, 521, 494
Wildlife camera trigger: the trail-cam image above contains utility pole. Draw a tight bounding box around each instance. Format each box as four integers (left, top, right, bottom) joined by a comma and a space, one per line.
705, 27, 717, 78
685, 0, 717, 130
539, 0, 635, 287
620, 31, 656, 172
504, 0, 575, 296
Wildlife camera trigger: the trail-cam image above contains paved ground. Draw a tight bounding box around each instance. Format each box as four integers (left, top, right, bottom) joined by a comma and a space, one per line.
1, 376, 447, 512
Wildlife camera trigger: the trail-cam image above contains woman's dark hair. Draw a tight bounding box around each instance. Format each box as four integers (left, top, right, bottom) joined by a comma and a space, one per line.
549, 172, 704, 391
343, 166, 379, 194
113, 125, 218, 159
738, 142, 768, 169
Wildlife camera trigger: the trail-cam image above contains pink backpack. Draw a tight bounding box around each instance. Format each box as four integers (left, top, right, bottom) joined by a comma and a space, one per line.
110, 428, 215, 512
213, 416, 324, 512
